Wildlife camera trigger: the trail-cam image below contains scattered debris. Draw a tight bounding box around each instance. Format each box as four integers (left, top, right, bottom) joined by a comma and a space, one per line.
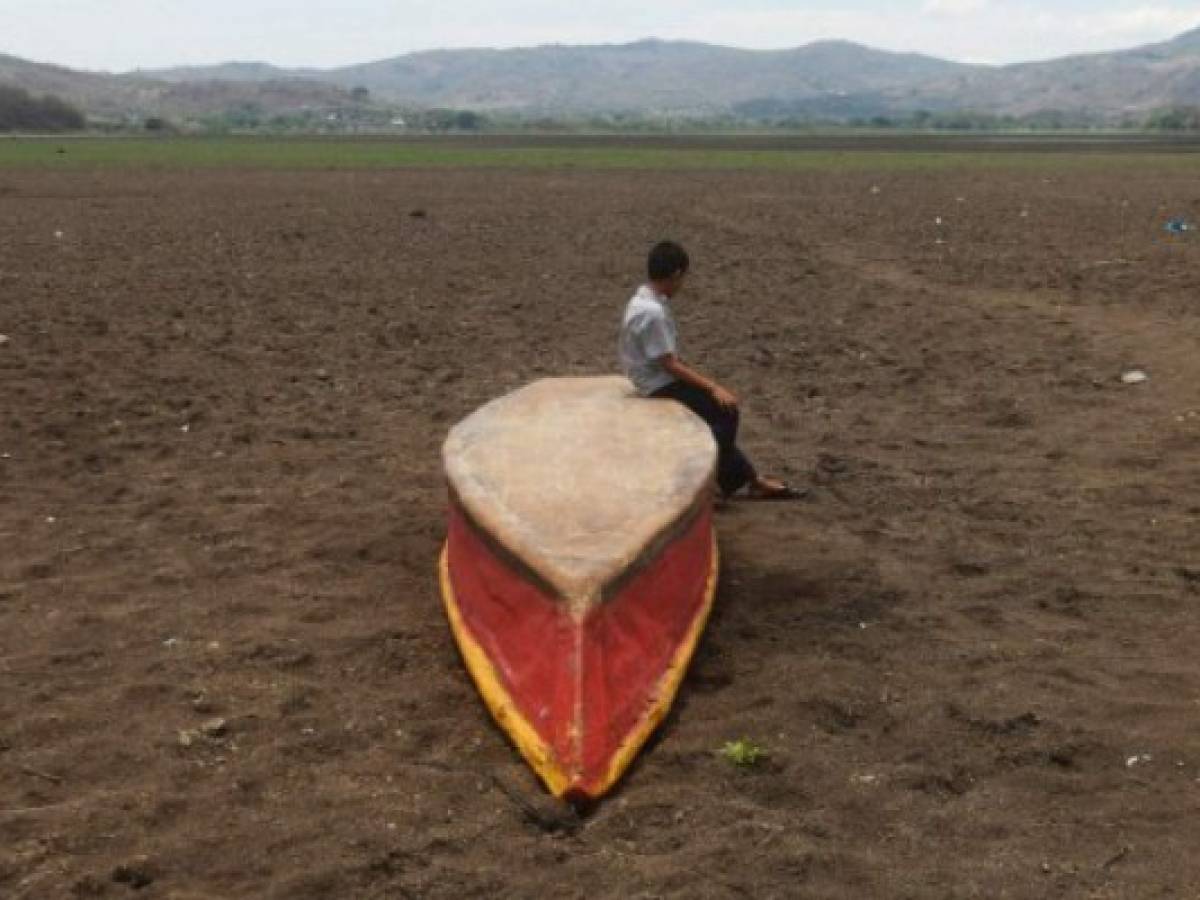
179, 718, 228, 747
19, 766, 64, 785
1121, 370, 1149, 385
720, 738, 768, 768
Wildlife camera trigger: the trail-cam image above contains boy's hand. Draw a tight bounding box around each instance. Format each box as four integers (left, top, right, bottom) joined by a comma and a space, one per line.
711, 385, 739, 410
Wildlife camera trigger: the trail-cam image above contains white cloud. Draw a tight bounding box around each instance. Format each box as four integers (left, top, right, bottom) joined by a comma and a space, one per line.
922, 0, 989, 15
1083, 6, 1200, 39
1022, 5, 1200, 57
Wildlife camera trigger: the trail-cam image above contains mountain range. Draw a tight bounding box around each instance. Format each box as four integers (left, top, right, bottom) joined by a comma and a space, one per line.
6, 28, 1200, 125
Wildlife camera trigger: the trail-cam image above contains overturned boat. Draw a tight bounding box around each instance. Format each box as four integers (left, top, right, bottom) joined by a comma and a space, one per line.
440, 376, 719, 802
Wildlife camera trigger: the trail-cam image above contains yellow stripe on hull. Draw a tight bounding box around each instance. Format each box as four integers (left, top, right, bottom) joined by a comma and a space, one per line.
438, 528, 719, 801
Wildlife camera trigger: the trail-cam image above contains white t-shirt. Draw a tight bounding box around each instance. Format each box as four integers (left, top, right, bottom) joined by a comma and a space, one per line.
618, 284, 678, 396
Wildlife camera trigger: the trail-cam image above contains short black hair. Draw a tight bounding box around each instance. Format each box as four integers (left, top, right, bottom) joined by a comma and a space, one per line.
647, 241, 690, 281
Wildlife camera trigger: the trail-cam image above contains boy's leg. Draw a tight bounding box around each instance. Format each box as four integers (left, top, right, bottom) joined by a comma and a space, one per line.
651, 381, 757, 496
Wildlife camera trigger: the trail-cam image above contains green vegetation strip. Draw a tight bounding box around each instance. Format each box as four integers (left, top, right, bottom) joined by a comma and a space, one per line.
2, 137, 1199, 171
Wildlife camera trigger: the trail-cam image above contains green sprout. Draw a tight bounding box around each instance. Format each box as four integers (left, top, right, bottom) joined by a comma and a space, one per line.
720, 738, 768, 768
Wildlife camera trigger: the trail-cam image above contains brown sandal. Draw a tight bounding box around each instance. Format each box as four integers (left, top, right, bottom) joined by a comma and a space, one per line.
746, 482, 806, 501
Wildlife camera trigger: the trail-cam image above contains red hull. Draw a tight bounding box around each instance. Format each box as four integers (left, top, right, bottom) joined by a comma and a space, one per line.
441, 500, 717, 801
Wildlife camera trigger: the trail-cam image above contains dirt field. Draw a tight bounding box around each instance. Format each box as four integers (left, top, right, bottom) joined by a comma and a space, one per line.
2, 160, 1199, 898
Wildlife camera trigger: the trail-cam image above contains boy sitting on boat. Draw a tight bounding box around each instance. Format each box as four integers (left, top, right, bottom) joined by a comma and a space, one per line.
619, 240, 799, 501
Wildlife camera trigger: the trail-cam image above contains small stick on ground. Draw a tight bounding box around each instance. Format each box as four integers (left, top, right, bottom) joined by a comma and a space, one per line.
18, 766, 64, 785
1102, 846, 1132, 870
0, 802, 70, 816
490, 774, 580, 834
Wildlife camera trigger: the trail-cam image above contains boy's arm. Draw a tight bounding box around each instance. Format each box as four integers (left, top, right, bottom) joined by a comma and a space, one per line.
661, 354, 738, 409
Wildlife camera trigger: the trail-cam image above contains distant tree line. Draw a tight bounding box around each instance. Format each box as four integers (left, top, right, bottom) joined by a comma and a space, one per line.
0, 85, 85, 132
65, 96, 1200, 136
845, 109, 1093, 131
855, 106, 1200, 132
178, 103, 488, 135
1143, 106, 1200, 130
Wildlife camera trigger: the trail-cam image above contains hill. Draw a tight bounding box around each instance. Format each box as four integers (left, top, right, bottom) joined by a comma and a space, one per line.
916, 27, 1200, 118
318, 39, 973, 114
0, 54, 365, 125
7, 28, 1200, 126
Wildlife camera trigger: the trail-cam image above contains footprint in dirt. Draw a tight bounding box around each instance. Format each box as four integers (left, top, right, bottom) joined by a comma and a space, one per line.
812, 453, 851, 485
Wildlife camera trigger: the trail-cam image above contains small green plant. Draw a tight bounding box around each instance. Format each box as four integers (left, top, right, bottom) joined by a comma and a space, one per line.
720, 738, 768, 768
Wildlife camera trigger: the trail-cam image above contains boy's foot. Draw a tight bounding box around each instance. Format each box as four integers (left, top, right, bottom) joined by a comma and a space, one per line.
745, 476, 806, 501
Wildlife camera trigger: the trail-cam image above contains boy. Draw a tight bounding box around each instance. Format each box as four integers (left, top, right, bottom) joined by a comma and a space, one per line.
618, 240, 799, 500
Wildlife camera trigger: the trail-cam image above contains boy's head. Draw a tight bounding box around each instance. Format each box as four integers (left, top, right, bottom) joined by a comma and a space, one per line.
647, 241, 689, 297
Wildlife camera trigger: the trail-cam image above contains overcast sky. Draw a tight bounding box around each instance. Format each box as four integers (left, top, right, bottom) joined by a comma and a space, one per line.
4, 1, 1200, 72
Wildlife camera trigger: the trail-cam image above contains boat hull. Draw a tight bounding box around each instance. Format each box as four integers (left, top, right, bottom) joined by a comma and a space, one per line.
440, 500, 718, 802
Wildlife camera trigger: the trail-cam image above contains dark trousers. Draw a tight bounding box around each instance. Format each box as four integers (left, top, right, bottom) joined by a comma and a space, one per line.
652, 380, 757, 496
